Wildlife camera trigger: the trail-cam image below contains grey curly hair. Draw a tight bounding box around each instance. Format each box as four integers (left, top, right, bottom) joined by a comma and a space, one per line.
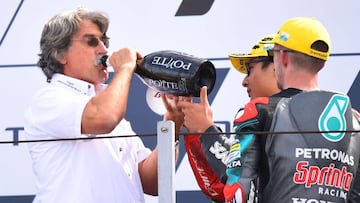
37, 7, 109, 82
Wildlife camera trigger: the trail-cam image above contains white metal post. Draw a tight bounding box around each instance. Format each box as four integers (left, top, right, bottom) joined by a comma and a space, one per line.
157, 120, 176, 203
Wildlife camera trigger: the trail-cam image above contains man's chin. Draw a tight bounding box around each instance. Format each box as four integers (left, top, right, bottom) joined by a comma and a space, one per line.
94, 75, 109, 85
100, 70, 109, 82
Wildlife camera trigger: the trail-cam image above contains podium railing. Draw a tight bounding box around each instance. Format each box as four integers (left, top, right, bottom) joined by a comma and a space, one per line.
157, 121, 176, 203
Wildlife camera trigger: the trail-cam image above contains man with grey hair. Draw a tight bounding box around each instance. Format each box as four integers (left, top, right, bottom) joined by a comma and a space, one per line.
24, 7, 184, 203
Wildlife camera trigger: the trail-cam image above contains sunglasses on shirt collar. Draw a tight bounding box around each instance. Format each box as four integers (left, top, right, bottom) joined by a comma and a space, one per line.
72, 35, 110, 48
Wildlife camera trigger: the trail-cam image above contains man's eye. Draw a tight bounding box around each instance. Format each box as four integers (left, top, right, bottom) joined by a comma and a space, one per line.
246, 66, 252, 76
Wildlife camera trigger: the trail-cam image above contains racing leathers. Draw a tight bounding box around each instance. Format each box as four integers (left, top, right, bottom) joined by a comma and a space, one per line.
185, 88, 360, 203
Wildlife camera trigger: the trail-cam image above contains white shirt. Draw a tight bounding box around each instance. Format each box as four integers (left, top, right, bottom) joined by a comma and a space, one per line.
24, 74, 151, 203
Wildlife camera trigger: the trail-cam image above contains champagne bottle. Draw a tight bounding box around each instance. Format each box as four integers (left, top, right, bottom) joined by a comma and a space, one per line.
99, 50, 216, 97
135, 50, 216, 97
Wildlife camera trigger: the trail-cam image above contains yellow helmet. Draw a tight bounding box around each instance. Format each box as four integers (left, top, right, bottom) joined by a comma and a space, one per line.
274, 17, 331, 61
229, 34, 275, 74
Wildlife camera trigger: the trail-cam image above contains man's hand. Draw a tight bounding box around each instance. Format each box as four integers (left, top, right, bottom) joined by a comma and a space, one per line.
162, 94, 190, 140
178, 86, 215, 133
109, 48, 142, 73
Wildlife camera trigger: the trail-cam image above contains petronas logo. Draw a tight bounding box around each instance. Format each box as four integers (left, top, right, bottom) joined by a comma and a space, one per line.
318, 95, 349, 142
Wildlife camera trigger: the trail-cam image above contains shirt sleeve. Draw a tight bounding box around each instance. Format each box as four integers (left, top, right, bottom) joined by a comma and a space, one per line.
24, 86, 90, 139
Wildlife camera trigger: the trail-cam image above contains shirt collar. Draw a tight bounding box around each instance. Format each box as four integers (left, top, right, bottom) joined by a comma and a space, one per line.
50, 73, 96, 96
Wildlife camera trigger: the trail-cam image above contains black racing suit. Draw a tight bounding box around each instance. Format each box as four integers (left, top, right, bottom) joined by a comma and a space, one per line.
185, 88, 360, 203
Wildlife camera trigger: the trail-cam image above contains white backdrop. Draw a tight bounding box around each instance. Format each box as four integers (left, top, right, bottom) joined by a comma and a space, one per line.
1, 0, 359, 202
